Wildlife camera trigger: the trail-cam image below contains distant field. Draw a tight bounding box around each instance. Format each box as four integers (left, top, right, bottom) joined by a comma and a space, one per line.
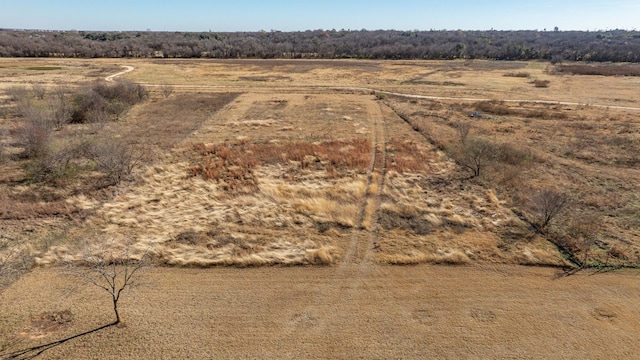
0, 58, 639, 358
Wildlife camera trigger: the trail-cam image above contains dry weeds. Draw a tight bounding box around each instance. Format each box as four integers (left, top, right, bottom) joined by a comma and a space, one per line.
1, 58, 640, 359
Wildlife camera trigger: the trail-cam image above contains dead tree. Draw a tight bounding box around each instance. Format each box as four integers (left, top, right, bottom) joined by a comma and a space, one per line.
63, 238, 148, 324
531, 189, 569, 233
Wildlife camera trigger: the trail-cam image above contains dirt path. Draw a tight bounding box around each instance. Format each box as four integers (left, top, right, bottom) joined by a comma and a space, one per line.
106, 64, 640, 111
104, 65, 135, 82
341, 101, 387, 265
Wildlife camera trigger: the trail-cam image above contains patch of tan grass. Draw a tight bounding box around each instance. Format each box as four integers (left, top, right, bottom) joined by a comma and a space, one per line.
155, 239, 336, 267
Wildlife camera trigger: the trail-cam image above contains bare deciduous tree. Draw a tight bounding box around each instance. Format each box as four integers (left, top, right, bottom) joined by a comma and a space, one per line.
449, 137, 497, 178
454, 121, 471, 144
63, 239, 149, 324
531, 188, 569, 233
566, 212, 603, 267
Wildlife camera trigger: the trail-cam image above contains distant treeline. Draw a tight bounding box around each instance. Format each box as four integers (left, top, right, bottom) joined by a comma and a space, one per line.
1, 29, 639, 62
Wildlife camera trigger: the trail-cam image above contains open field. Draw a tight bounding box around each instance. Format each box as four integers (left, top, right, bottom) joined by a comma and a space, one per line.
2, 265, 640, 359
1, 58, 639, 358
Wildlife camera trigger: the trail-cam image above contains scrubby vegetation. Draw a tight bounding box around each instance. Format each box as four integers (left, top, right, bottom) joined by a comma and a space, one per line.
7, 81, 147, 184
386, 95, 640, 269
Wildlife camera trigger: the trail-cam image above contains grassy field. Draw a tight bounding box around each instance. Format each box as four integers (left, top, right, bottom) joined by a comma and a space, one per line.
0, 58, 639, 358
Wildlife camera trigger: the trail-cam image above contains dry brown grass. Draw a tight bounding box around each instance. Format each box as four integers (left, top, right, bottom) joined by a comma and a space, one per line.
2, 58, 640, 358
2, 58, 639, 270
387, 92, 640, 267
2, 265, 640, 359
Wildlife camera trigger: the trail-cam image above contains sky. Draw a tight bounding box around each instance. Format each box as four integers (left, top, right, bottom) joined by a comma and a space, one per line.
0, 0, 638, 32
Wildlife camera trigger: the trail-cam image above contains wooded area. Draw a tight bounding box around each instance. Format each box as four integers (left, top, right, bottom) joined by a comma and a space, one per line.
1, 29, 639, 62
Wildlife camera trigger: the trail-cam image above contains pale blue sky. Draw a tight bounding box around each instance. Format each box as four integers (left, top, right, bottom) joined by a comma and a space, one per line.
0, 0, 637, 32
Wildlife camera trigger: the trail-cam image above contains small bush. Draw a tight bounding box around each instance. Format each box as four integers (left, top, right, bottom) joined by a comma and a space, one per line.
6, 86, 30, 102
87, 137, 141, 185
93, 80, 148, 105
14, 121, 50, 159
31, 84, 46, 100
495, 143, 534, 166
0, 133, 7, 165
159, 82, 174, 98
503, 72, 531, 78
531, 79, 551, 88
71, 87, 108, 123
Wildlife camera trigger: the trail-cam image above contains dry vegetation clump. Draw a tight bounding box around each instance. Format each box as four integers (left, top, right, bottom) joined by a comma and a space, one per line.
503, 72, 531, 78
474, 100, 567, 119
385, 137, 432, 173
51, 155, 358, 267
530, 79, 551, 88
20, 310, 74, 339
0, 238, 32, 290
190, 138, 372, 192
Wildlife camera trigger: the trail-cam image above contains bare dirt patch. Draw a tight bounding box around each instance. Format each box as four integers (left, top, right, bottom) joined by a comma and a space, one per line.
2, 266, 640, 359
19, 310, 74, 340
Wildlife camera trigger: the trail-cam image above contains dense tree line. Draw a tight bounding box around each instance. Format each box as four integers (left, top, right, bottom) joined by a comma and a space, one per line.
1, 28, 639, 62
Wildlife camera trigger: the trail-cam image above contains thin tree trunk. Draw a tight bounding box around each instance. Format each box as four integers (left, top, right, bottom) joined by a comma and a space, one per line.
113, 298, 120, 324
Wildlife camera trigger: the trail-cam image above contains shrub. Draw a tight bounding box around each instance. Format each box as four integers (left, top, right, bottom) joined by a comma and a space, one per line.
6, 86, 30, 102
531, 79, 551, 88
71, 81, 148, 124
447, 137, 498, 178
159, 82, 174, 98
14, 121, 50, 159
495, 142, 534, 166
0, 133, 7, 165
31, 84, 46, 100
71, 87, 108, 123
93, 80, 148, 105
87, 137, 141, 185
26, 144, 80, 182
503, 72, 531, 78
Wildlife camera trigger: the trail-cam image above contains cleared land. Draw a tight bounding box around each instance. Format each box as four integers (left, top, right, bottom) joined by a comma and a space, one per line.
0, 58, 639, 358
2, 265, 640, 359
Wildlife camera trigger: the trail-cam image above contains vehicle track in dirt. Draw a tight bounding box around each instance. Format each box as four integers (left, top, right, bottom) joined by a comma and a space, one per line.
104, 65, 135, 82
341, 101, 387, 266
282, 98, 389, 340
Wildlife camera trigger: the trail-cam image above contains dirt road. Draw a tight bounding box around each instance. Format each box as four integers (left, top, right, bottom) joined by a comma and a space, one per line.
104, 65, 135, 82
118, 64, 640, 112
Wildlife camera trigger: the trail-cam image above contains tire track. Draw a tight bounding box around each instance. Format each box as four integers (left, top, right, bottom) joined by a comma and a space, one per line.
341, 100, 387, 266
282, 99, 388, 341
